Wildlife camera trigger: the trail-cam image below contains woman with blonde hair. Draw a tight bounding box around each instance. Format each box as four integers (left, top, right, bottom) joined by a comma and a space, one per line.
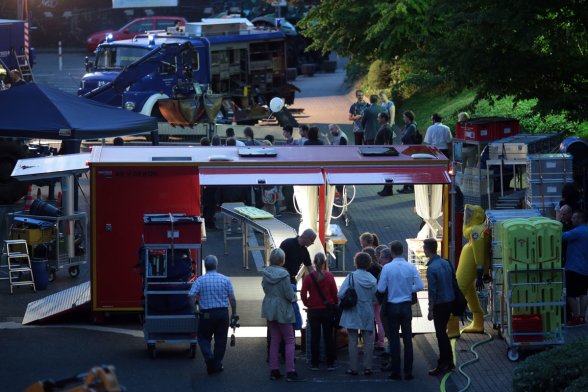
379, 91, 395, 125
262, 248, 299, 381
457, 112, 470, 122
300, 252, 339, 370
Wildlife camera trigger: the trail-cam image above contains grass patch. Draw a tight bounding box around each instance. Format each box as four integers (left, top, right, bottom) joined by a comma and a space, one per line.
394, 90, 475, 129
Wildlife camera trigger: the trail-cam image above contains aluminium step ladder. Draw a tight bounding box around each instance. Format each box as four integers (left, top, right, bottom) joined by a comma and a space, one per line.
3, 240, 36, 294
15, 53, 34, 82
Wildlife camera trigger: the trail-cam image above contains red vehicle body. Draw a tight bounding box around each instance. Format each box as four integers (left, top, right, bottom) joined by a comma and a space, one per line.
85, 16, 187, 52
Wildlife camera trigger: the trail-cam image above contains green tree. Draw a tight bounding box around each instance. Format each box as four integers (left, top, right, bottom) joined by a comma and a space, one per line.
298, 0, 435, 64
300, 0, 588, 121
420, 0, 588, 120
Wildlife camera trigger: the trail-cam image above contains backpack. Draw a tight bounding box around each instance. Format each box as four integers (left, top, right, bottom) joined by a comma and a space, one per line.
414, 128, 423, 144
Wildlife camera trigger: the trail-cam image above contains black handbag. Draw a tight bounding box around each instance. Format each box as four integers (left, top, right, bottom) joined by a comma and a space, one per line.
309, 272, 340, 326
339, 273, 358, 310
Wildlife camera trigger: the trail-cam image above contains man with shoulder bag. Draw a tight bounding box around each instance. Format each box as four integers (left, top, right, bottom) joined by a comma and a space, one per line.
423, 239, 456, 376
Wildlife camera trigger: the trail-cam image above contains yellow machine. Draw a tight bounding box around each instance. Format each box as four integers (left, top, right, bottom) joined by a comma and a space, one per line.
448, 204, 490, 337
25, 365, 123, 392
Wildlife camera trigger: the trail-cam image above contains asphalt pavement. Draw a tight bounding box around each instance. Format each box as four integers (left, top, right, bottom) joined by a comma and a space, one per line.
2, 50, 585, 392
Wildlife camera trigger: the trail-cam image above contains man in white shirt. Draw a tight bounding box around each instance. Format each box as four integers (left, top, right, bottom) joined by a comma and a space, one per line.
377, 241, 424, 381
424, 113, 452, 157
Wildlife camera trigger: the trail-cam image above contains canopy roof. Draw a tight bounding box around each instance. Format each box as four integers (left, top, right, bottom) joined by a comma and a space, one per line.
0, 83, 157, 140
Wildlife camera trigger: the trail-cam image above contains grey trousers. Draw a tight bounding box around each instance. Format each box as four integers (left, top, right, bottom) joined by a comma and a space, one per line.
347, 329, 374, 371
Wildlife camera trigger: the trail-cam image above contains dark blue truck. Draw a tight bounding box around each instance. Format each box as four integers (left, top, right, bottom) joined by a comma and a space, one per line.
78, 19, 299, 129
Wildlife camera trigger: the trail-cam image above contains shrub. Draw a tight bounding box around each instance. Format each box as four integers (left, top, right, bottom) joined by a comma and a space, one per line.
473, 96, 582, 135
512, 337, 588, 392
366, 59, 392, 90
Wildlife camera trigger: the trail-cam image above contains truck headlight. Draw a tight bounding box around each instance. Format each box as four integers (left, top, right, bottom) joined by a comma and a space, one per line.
124, 101, 136, 111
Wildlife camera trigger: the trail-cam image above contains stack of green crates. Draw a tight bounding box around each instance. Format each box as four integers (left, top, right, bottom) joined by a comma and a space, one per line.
501, 217, 563, 340
486, 209, 542, 328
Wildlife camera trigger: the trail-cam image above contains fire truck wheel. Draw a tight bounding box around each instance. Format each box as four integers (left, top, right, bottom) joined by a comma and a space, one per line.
0, 140, 29, 204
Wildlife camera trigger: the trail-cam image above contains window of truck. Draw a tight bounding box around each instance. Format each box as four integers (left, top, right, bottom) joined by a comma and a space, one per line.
95, 46, 151, 69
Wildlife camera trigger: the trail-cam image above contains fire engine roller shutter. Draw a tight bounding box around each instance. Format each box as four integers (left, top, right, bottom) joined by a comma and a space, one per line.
324, 166, 451, 185
199, 167, 324, 186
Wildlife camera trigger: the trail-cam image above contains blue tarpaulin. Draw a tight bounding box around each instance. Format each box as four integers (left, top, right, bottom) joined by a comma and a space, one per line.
0, 83, 157, 140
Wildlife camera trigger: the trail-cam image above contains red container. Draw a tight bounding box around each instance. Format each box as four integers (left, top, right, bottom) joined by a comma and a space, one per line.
143, 214, 202, 245
490, 119, 520, 139
512, 314, 543, 342
456, 117, 520, 142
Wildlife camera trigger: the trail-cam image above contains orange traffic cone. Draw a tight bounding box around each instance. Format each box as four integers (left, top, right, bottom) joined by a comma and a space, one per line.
56, 192, 62, 209
23, 185, 34, 212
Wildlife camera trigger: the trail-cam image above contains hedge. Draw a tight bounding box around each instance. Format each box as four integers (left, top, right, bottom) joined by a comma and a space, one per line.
513, 337, 588, 391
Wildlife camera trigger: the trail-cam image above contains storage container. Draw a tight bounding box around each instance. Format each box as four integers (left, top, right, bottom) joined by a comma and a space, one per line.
456, 117, 519, 142
526, 153, 573, 181
511, 314, 543, 343
526, 178, 574, 204
143, 214, 202, 245
488, 134, 561, 160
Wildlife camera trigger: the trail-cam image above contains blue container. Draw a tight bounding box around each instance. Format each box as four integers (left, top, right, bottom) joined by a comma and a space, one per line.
31, 259, 49, 290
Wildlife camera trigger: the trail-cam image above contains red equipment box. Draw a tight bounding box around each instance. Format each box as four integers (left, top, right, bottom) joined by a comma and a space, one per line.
512, 314, 543, 343
143, 214, 202, 244
456, 117, 520, 142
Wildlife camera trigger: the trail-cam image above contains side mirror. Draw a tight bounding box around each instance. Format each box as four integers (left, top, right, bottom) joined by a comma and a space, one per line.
84, 57, 94, 72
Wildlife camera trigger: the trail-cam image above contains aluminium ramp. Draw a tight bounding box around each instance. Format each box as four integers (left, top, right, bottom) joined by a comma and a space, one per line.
22, 281, 90, 325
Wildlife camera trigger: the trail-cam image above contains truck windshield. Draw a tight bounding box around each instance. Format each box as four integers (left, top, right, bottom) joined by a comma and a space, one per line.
95, 46, 151, 69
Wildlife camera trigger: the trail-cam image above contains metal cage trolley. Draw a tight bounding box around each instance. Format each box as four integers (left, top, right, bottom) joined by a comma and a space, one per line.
9, 210, 88, 282
141, 213, 202, 359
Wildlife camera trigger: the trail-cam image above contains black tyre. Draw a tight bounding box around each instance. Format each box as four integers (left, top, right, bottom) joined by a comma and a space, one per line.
69, 266, 80, 278
0, 140, 29, 204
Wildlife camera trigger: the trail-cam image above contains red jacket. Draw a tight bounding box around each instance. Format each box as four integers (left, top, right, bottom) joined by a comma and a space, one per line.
301, 271, 338, 309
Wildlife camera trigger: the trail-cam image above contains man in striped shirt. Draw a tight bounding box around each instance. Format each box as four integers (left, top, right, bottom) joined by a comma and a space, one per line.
189, 255, 237, 375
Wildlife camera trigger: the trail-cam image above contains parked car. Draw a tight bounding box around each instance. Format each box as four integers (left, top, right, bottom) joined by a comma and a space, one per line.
85, 16, 187, 52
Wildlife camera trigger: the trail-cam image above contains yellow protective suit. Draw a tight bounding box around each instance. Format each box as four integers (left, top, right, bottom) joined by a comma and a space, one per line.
448, 204, 490, 337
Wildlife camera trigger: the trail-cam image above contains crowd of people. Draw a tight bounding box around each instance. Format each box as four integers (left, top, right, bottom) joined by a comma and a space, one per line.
187, 228, 461, 381
187, 226, 462, 381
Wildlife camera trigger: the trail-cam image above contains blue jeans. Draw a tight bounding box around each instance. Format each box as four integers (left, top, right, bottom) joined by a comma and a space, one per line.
386, 301, 413, 375
198, 308, 229, 370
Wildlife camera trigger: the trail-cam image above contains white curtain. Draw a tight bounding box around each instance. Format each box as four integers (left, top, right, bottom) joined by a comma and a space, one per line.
293, 185, 329, 258
415, 184, 443, 239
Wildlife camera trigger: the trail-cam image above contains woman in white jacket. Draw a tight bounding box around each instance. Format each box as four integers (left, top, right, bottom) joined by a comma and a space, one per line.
338, 252, 378, 375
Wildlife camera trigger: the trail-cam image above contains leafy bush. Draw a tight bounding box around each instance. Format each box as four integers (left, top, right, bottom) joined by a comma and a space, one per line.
366, 59, 392, 90
344, 60, 368, 85
473, 96, 583, 135
565, 376, 588, 392
512, 337, 588, 392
